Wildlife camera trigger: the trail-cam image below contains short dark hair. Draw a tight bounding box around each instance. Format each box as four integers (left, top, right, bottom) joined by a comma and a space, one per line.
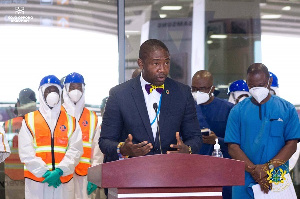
139, 39, 169, 61
247, 63, 269, 79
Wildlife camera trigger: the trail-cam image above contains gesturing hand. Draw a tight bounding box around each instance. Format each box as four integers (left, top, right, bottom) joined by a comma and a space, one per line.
167, 132, 190, 154
120, 134, 153, 157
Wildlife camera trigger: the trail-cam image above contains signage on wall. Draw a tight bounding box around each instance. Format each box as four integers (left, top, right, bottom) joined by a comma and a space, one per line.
57, 16, 69, 27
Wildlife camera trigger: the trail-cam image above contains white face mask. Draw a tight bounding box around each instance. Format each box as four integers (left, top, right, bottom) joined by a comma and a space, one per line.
68, 89, 83, 103
192, 89, 212, 105
249, 79, 270, 103
46, 92, 60, 107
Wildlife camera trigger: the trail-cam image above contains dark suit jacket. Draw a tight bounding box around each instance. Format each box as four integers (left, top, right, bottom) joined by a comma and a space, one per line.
99, 76, 202, 162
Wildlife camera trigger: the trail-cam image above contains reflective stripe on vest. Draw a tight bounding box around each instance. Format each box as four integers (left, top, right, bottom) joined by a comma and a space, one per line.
4, 117, 24, 180
24, 110, 75, 183
75, 108, 98, 176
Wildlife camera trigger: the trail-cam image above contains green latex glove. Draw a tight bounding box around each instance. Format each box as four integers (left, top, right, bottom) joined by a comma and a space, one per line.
42, 170, 51, 178
42, 168, 63, 188
87, 181, 98, 195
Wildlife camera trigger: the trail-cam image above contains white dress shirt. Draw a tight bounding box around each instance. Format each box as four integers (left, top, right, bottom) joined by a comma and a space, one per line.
140, 74, 162, 139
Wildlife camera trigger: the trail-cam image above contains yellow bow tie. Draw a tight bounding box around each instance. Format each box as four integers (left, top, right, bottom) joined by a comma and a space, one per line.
145, 84, 164, 94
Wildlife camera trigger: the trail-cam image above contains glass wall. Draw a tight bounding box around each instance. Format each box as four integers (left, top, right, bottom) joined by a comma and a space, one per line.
0, 1, 118, 198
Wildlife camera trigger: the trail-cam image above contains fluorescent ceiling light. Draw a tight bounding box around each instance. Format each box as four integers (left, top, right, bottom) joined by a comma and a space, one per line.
261, 14, 282, 19
207, 40, 213, 44
282, 6, 291, 11
159, 14, 167, 18
125, 30, 140, 33
210, 35, 227, 39
161, 6, 182, 11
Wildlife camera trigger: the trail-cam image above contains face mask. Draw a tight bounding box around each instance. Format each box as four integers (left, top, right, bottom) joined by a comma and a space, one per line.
68, 89, 82, 103
249, 79, 270, 103
46, 92, 60, 107
192, 91, 210, 105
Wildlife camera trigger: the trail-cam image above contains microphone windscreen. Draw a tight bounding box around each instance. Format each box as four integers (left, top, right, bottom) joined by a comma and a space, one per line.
153, 103, 158, 111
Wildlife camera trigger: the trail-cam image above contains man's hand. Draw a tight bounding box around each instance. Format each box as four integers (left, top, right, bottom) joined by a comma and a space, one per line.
248, 164, 268, 182
248, 164, 271, 193
202, 131, 217, 145
258, 176, 272, 194
167, 132, 190, 154
120, 134, 153, 157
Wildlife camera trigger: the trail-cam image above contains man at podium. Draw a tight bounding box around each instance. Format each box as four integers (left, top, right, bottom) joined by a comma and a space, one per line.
99, 39, 202, 163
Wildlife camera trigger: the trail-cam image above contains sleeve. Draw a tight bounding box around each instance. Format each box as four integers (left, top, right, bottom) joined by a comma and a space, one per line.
224, 106, 241, 145
91, 124, 104, 166
284, 105, 300, 141
0, 125, 10, 163
180, 88, 202, 154
18, 120, 48, 178
57, 121, 83, 176
99, 88, 123, 161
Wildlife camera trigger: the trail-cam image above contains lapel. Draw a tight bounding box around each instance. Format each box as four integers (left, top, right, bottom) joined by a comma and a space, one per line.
131, 76, 155, 143
158, 78, 172, 132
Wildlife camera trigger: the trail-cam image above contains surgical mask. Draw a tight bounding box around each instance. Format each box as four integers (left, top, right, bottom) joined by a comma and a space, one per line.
192, 91, 211, 105
46, 92, 60, 107
68, 89, 82, 103
249, 79, 270, 103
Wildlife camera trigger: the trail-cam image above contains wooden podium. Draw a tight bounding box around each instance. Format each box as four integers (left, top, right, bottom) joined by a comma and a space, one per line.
88, 154, 244, 199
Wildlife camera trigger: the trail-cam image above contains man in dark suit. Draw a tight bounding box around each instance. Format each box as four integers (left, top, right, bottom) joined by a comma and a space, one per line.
99, 39, 202, 163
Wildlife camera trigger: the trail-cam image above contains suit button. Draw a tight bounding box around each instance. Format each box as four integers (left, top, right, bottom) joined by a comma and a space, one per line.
156, 148, 159, 151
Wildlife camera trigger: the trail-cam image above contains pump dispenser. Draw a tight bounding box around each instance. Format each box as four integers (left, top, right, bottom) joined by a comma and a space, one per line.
211, 138, 223, 157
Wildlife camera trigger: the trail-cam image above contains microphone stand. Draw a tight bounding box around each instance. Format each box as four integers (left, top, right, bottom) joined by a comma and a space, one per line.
153, 103, 162, 154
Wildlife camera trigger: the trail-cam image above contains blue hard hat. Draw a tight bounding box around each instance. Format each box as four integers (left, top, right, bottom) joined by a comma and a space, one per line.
64, 72, 85, 85
39, 75, 62, 89
228, 80, 249, 95
269, 72, 278, 88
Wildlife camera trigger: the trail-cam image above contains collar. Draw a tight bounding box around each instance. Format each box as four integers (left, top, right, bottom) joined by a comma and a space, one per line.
140, 73, 151, 87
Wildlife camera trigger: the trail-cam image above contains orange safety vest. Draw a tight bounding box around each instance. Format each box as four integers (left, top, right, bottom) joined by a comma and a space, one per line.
76, 108, 98, 176
24, 110, 75, 183
4, 117, 25, 180
61, 106, 98, 176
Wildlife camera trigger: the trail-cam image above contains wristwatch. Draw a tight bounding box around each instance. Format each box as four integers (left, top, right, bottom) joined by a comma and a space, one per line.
267, 160, 274, 170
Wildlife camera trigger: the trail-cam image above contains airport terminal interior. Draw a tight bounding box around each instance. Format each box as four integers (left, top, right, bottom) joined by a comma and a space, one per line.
1, 0, 300, 198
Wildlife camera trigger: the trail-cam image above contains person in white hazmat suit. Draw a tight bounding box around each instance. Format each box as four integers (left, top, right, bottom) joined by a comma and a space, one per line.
62, 72, 103, 199
0, 125, 10, 162
18, 75, 83, 199
227, 79, 251, 105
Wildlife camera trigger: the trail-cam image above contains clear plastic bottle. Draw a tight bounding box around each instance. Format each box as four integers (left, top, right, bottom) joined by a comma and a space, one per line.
211, 138, 223, 158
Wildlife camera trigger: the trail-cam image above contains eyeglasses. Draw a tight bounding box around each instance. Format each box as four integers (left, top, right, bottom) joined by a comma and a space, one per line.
191, 86, 212, 93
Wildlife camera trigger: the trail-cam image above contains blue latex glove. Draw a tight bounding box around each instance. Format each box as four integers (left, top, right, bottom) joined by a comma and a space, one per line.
42, 168, 63, 188
87, 181, 98, 195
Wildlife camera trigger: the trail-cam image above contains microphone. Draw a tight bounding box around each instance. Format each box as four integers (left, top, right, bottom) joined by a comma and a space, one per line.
153, 103, 162, 154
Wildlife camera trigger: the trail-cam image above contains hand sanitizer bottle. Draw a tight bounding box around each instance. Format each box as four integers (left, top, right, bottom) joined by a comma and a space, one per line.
211, 138, 223, 158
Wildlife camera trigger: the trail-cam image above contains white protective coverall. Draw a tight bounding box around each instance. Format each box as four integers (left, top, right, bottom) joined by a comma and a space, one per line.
228, 91, 250, 104
0, 125, 10, 163
18, 83, 83, 199
62, 83, 103, 199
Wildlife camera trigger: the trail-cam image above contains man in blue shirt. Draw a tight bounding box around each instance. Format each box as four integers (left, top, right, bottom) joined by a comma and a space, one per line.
225, 63, 300, 199
192, 70, 234, 199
